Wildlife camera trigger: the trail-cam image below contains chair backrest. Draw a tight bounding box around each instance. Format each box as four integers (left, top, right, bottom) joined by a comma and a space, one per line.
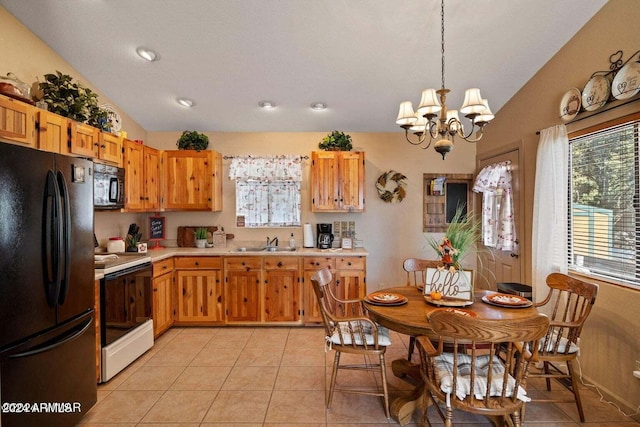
421, 310, 549, 406
403, 258, 441, 287
536, 272, 598, 357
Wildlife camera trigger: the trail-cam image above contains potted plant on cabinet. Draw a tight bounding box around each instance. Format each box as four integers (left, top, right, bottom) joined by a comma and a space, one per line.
177, 131, 209, 151
194, 227, 209, 248
38, 71, 110, 130
318, 130, 352, 151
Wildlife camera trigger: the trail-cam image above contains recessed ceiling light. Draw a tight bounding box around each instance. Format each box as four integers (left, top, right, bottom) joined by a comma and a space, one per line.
176, 98, 194, 107
259, 101, 276, 109
311, 102, 327, 110
136, 47, 158, 62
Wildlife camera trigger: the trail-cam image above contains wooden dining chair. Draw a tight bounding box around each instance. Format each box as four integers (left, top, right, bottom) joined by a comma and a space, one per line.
525, 272, 598, 422
403, 258, 442, 361
310, 267, 391, 418
416, 310, 550, 427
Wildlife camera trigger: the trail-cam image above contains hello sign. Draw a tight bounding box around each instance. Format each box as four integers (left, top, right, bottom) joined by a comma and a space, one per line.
425, 267, 473, 301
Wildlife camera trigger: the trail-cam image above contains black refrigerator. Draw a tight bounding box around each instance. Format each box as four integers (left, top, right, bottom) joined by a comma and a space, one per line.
0, 143, 97, 426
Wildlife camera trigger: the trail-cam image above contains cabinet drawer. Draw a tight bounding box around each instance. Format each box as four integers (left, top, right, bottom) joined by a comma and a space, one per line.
303, 257, 336, 271
174, 256, 222, 269
225, 257, 262, 271
264, 256, 300, 270
336, 256, 365, 270
152, 257, 174, 277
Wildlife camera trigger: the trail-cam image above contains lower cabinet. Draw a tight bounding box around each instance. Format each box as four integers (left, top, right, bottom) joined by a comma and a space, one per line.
302, 257, 335, 324
174, 256, 224, 323
152, 258, 174, 337
264, 257, 300, 322
224, 257, 262, 322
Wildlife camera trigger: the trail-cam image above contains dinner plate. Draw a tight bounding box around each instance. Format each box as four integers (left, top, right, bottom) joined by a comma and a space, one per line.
364, 296, 408, 307
368, 291, 404, 303
559, 88, 581, 122
581, 75, 610, 111
431, 307, 477, 317
482, 293, 532, 308
423, 295, 473, 307
611, 61, 640, 100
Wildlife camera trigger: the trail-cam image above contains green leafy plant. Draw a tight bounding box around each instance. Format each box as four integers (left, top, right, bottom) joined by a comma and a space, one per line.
425, 205, 480, 268
39, 71, 109, 129
194, 227, 209, 240
177, 130, 209, 151
318, 130, 352, 151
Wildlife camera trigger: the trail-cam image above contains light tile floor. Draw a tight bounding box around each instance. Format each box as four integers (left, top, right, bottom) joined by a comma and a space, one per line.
77, 326, 639, 426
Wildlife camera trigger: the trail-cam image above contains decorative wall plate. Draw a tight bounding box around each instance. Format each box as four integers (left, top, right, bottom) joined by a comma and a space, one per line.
581, 75, 610, 112
376, 170, 407, 203
100, 103, 122, 132
611, 61, 640, 100
559, 88, 581, 122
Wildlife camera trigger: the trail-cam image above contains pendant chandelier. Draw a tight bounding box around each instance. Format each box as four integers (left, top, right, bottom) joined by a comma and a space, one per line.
396, 0, 494, 159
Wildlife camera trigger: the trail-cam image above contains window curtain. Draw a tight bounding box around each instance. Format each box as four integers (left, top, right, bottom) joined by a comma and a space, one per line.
229, 156, 302, 227
532, 125, 568, 303
472, 161, 515, 251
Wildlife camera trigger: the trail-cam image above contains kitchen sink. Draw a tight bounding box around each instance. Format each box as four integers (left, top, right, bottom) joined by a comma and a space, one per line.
234, 246, 297, 252
265, 247, 297, 252
235, 247, 267, 252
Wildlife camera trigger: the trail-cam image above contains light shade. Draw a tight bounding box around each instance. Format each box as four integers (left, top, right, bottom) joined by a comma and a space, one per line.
311, 102, 327, 110
460, 88, 486, 115
176, 98, 194, 107
417, 89, 442, 115
259, 101, 276, 109
409, 115, 428, 134
475, 99, 495, 123
136, 47, 158, 62
446, 109, 461, 133
396, 101, 417, 126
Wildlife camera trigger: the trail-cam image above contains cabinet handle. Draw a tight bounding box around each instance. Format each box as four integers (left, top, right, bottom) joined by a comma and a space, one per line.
277, 262, 283, 267
348, 262, 352, 266
162, 265, 167, 269
153, 288, 158, 292
195, 261, 199, 266
101, 144, 106, 149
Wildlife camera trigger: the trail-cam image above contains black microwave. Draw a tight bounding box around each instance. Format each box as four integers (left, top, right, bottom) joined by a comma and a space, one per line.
94, 163, 125, 209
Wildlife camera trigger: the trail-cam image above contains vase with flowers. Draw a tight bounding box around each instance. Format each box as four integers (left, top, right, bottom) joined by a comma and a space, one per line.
425, 205, 480, 271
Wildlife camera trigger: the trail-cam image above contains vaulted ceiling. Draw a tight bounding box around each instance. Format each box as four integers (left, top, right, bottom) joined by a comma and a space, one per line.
0, 0, 607, 132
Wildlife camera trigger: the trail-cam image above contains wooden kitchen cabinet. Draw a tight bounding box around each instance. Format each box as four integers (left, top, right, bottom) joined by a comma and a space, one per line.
68, 121, 100, 158
263, 256, 300, 322
98, 131, 123, 165
0, 93, 36, 147
123, 140, 160, 211
174, 256, 224, 323
311, 150, 365, 212
224, 257, 262, 322
334, 256, 367, 300
302, 257, 335, 323
36, 109, 68, 153
162, 149, 223, 211
152, 257, 175, 337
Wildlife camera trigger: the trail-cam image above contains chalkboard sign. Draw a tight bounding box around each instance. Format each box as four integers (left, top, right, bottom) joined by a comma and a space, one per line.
446, 183, 468, 223
149, 216, 165, 240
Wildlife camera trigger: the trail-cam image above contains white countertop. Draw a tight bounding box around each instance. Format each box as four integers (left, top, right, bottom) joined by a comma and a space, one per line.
95, 246, 368, 275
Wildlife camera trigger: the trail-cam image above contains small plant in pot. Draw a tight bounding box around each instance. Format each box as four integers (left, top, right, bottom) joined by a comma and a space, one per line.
177, 130, 209, 151
194, 227, 209, 248
319, 130, 352, 151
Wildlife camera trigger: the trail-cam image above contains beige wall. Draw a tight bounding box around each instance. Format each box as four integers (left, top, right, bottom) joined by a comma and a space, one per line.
477, 0, 640, 413
0, 7, 147, 141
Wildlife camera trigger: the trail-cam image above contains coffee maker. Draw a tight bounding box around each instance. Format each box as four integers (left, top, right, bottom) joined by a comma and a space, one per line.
316, 223, 334, 249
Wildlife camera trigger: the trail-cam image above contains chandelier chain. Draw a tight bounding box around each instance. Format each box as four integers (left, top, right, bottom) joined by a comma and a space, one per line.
440, 0, 445, 90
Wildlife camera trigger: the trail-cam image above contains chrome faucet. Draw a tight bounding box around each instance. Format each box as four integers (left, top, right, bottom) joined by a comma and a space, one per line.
266, 236, 278, 247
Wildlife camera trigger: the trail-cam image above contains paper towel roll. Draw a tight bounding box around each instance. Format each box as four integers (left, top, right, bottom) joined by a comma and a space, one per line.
303, 223, 314, 248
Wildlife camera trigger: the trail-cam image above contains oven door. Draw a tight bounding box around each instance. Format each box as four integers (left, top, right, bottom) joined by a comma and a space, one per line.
100, 263, 152, 347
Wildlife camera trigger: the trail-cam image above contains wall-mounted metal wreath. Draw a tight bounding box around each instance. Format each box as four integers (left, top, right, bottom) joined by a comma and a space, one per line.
376, 170, 407, 203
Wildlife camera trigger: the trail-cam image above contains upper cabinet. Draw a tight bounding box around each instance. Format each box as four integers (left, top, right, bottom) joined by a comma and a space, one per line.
123, 140, 160, 211
311, 150, 365, 212
0, 94, 36, 147
68, 121, 100, 158
36, 110, 68, 153
162, 150, 222, 211
98, 131, 123, 165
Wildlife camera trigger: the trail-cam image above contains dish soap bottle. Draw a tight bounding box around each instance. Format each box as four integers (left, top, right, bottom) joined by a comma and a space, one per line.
289, 233, 296, 249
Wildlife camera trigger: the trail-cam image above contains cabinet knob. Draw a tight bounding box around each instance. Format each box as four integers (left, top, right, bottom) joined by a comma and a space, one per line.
162, 265, 167, 269
277, 262, 283, 267
195, 261, 199, 266
348, 262, 352, 266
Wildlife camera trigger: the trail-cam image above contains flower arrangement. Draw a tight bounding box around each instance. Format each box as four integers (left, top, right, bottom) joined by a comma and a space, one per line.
177, 131, 209, 151
425, 205, 480, 269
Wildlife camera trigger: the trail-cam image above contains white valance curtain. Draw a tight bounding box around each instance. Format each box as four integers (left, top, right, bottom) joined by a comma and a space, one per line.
473, 161, 516, 251
229, 156, 302, 227
532, 125, 568, 302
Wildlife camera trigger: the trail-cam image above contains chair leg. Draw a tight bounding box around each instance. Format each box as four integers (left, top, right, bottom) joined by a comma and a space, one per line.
379, 353, 390, 418
327, 351, 341, 409
544, 361, 552, 391
567, 359, 585, 422
408, 336, 415, 361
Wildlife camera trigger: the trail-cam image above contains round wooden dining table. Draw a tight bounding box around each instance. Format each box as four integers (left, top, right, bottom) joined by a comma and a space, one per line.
363, 286, 539, 426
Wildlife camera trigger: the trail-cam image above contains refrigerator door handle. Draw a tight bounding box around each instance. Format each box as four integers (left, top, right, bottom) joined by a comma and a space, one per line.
56, 171, 72, 305
8, 316, 93, 359
44, 170, 63, 308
